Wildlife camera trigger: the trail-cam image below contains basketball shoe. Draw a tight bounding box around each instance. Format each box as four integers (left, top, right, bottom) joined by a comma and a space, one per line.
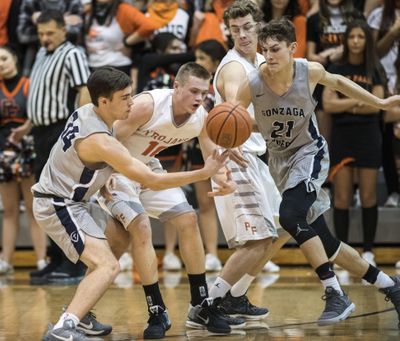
186, 297, 231, 334
379, 275, 400, 328
0, 260, 13, 275
205, 253, 222, 272
218, 292, 269, 320
162, 253, 182, 271
43, 319, 102, 341
76, 311, 112, 336
143, 305, 171, 339
317, 287, 355, 325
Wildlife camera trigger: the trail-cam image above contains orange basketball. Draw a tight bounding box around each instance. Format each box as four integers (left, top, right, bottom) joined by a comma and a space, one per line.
206, 102, 253, 148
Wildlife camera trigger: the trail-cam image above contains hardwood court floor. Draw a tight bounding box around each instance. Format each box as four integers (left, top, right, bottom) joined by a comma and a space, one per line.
1, 267, 400, 341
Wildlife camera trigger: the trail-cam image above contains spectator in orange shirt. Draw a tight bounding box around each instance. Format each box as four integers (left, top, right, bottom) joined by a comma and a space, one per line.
85, 0, 155, 75
189, 0, 233, 48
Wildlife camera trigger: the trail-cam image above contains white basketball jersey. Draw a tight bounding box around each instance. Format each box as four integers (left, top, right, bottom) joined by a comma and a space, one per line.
153, 8, 190, 41
124, 89, 207, 163
213, 49, 266, 155
33, 104, 115, 201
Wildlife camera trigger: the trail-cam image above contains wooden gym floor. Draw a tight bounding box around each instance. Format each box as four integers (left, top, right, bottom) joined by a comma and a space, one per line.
1, 265, 400, 341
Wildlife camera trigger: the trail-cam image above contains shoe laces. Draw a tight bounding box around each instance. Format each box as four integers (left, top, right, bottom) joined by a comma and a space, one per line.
85, 310, 97, 321
147, 306, 166, 326
321, 288, 346, 308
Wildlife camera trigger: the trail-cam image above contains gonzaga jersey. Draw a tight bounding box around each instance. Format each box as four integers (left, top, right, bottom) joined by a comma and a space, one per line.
124, 89, 207, 163
33, 104, 115, 201
213, 49, 266, 155
249, 59, 325, 154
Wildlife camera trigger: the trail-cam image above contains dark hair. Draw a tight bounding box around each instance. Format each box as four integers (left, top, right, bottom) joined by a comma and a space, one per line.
262, 0, 301, 22
87, 67, 132, 106
223, 0, 264, 28
85, 0, 122, 34
37, 9, 66, 27
342, 20, 377, 81
195, 40, 226, 64
378, 0, 398, 40
259, 18, 296, 45
175, 62, 211, 84
0, 45, 19, 60
319, 0, 362, 31
152, 32, 180, 53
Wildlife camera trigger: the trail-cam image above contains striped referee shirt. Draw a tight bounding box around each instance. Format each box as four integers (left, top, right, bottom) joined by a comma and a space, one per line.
28, 41, 90, 126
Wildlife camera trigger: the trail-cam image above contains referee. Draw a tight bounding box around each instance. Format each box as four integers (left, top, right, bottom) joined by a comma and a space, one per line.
11, 9, 90, 284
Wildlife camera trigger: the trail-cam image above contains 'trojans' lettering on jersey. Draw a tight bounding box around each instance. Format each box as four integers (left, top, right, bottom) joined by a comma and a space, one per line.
123, 89, 207, 163
261, 107, 305, 117
141, 129, 191, 144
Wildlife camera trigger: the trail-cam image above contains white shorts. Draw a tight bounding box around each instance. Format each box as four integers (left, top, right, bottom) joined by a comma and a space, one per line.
33, 197, 108, 263
213, 152, 281, 248
98, 162, 194, 229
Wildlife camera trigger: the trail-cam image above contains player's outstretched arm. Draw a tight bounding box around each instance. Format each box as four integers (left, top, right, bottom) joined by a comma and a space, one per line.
77, 133, 229, 191
235, 79, 252, 109
311, 62, 400, 110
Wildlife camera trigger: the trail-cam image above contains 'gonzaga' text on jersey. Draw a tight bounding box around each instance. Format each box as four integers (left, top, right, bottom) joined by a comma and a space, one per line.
249, 59, 325, 153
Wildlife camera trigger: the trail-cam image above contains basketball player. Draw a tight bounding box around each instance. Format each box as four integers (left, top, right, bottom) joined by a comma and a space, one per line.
99, 62, 245, 338
207, 0, 290, 322
234, 18, 400, 327
34, 67, 229, 341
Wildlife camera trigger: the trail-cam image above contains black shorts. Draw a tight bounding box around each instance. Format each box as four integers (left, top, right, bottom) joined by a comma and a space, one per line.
330, 122, 382, 169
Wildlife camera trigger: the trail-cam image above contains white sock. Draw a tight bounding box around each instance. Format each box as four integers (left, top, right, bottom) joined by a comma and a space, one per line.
54, 312, 80, 330
230, 274, 255, 297
37, 259, 48, 270
209, 277, 231, 299
321, 276, 343, 295
374, 272, 395, 289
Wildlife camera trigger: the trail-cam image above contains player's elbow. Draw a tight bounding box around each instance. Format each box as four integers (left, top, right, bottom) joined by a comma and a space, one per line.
333, 75, 348, 91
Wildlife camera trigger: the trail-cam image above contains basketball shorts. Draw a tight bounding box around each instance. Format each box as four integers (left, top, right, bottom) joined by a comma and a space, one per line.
213, 152, 280, 248
268, 143, 331, 224
33, 197, 109, 263
97, 159, 195, 229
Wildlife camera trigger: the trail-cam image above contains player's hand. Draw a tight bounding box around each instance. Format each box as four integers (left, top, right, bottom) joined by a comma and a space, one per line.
209, 170, 236, 197
228, 147, 248, 168
203, 149, 229, 177
99, 175, 116, 201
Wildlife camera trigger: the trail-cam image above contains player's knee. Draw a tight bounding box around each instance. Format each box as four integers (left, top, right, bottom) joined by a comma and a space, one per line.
174, 211, 198, 231
128, 214, 152, 241
104, 257, 121, 281
279, 203, 303, 234
246, 238, 272, 255
279, 206, 316, 245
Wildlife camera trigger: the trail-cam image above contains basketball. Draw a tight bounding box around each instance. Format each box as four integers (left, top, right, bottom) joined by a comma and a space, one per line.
206, 102, 253, 148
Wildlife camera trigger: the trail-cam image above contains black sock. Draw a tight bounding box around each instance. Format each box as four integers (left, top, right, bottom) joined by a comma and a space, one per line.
188, 273, 208, 306
143, 282, 165, 310
362, 205, 378, 252
362, 264, 380, 284
315, 262, 335, 280
333, 207, 349, 243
